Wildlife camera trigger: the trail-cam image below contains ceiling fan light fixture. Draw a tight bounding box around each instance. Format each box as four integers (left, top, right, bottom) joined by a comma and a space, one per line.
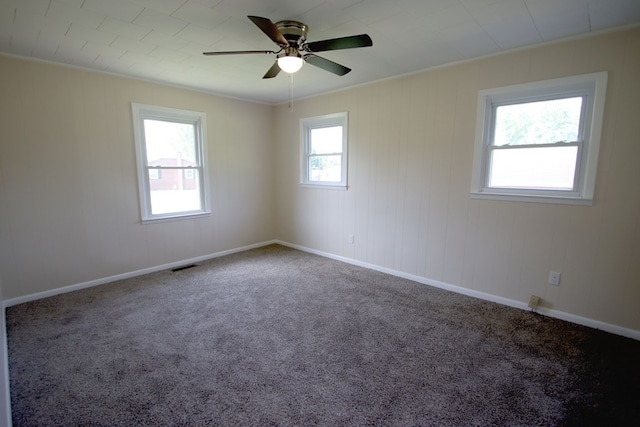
277, 53, 304, 74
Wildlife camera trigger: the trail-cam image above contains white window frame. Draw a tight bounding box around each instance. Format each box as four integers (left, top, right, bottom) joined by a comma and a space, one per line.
132, 103, 211, 223
471, 72, 608, 205
300, 112, 348, 189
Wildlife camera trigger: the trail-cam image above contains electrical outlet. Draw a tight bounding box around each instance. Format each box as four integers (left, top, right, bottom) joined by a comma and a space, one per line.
548, 271, 561, 286
528, 295, 540, 310
348, 234, 355, 244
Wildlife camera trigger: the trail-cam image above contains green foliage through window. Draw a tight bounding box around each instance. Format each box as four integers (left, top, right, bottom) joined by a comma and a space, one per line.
494, 97, 582, 146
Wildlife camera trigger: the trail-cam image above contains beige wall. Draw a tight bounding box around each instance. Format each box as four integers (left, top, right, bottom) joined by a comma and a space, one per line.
0, 56, 275, 300
1, 28, 638, 335
274, 28, 640, 333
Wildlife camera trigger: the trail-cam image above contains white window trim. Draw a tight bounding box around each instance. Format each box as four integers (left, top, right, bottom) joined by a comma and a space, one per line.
300, 112, 349, 190
471, 72, 608, 205
132, 103, 211, 223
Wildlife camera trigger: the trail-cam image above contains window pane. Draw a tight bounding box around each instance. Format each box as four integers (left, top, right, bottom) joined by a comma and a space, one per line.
493, 97, 583, 146
310, 126, 342, 154
143, 119, 197, 165
149, 169, 201, 215
309, 155, 342, 182
489, 146, 578, 190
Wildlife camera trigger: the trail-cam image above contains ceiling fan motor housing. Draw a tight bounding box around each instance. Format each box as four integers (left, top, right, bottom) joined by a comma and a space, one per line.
275, 21, 308, 46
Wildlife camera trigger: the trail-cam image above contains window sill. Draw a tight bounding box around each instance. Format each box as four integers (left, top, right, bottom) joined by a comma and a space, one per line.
471, 191, 593, 206
300, 183, 348, 190
141, 211, 212, 224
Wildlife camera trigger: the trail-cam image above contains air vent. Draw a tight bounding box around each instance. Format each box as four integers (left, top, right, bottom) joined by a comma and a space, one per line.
171, 264, 196, 272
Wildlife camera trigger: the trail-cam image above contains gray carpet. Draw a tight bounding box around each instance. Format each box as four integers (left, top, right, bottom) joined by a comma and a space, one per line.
6, 244, 640, 426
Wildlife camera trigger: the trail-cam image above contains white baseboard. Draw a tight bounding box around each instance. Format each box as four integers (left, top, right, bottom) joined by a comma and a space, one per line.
1, 238, 638, 424
3, 237, 639, 342
1, 280, 13, 427
275, 240, 640, 341
1, 309, 11, 427
3, 240, 278, 308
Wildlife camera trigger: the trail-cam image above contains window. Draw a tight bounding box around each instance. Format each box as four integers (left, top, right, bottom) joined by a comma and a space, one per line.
301, 112, 348, 189
132, 103, 210, 222
471, 72, 607, 205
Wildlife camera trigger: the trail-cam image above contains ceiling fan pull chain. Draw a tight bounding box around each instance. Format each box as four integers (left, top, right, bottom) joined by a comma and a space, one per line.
289, 73, 294, 112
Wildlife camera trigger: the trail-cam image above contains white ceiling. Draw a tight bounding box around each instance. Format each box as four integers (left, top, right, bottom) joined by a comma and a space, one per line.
1, 0, 640, 104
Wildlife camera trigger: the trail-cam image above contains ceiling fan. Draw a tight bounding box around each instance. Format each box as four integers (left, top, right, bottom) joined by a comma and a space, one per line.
203, 16, 373, 79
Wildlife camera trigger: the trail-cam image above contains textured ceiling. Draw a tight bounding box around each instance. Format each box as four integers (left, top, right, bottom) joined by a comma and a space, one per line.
1, 0, 640, 104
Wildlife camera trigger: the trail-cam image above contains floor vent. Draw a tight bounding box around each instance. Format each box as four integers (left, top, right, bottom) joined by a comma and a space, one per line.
171, 264, 196, 272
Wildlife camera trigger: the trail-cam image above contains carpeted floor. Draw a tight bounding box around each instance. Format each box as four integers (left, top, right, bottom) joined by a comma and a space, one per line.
6, 244, 640, 426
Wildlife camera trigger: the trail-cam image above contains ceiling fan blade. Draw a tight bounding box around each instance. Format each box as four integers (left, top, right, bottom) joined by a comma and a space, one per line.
263, 62, 281, 79
248, 15, 289, 46
305, 34, 372, 53
203, 50, 276, 56
304, 55, 351, 76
